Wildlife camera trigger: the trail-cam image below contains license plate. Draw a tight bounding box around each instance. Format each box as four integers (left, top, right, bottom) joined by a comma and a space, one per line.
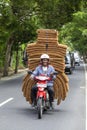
37, 83, 47, 88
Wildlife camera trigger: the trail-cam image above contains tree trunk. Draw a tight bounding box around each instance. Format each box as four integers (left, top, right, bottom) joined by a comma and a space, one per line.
14, 46, 19, 74
3, 35, 14, 76
9, 49, 13, 67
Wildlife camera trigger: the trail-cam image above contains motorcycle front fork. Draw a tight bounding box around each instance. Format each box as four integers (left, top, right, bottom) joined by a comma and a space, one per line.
36, 90, 50, 108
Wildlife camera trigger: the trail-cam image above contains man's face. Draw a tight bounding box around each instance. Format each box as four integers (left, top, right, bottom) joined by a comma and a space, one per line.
42, 59, 49, 66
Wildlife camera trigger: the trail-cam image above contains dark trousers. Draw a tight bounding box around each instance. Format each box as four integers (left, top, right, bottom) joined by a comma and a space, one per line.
31, 85, 54, 102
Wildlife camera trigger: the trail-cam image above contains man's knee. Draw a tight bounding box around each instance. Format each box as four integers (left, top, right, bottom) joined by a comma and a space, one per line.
31, 85, 37, 92
47, 87, 54, 93
31, 85, 37, 102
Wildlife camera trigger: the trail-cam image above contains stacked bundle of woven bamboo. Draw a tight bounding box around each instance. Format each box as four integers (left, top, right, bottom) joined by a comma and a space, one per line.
22, 29, 69, 105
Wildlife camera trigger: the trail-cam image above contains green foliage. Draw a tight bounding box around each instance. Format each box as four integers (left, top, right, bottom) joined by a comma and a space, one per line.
36, 0, 82, 29
0, 0, 40, 73
0, 0, 87, 73
59, 9, 87, 55
0, 43, 5, 67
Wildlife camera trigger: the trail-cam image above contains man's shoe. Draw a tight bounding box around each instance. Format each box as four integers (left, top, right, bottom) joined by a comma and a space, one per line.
50, 101, 54, 110
31, 102, 35, 107
32, 100, 37, 107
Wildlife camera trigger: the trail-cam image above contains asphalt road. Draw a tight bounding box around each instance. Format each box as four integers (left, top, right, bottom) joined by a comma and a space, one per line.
0, 63, 86, 130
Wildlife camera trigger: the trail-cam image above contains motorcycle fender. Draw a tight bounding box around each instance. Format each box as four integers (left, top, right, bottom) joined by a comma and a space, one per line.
37, 91, 46, 100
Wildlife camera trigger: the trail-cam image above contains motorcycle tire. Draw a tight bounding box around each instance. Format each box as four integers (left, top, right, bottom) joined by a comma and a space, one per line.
37, 98, 43, 119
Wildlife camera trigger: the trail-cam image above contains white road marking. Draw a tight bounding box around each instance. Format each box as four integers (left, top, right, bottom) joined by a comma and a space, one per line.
0, 98, 14, 107
83, 63, 87, 129
80, 86, 85, 89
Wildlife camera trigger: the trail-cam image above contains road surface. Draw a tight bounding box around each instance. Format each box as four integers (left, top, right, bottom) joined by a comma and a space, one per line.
0, 63, 86, 130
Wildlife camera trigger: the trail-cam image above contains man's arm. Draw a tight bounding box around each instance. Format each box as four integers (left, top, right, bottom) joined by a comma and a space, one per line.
30, 66, 39, 79
50, 66, 56, 80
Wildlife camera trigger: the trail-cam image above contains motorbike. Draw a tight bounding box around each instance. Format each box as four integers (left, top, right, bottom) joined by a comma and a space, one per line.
28, 70, 58, 119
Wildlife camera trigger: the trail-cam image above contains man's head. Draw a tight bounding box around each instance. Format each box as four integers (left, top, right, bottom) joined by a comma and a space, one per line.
40, 54, 50, 66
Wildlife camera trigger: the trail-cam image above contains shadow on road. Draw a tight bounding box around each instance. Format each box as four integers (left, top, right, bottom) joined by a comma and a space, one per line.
14, 106, 68, 119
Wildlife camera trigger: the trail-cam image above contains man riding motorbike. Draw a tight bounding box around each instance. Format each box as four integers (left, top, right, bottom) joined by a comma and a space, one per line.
30, 54, 56, 108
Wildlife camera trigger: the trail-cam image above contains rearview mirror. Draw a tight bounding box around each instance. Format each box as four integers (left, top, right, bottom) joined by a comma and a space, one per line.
53, 71, 58, 75
27, 70, 33, 75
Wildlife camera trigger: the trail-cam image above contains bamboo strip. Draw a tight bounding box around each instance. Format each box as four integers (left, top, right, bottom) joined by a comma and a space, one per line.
22, 29, 69, 105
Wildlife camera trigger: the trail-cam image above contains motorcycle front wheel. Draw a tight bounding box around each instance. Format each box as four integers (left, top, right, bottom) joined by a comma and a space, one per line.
37, 98, 43, 119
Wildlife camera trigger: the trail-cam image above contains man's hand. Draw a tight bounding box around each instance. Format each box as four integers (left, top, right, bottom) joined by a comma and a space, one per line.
30, 75, 34, 80
50, 72, 54, 77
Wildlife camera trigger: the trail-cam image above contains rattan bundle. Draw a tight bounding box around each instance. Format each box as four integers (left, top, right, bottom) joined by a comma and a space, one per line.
22, 29, 69, 105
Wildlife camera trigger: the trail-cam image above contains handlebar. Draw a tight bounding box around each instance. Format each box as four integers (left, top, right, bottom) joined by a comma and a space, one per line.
27, 70, 58, 76
27, 70, 33, 75
52, 71, 58, 75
